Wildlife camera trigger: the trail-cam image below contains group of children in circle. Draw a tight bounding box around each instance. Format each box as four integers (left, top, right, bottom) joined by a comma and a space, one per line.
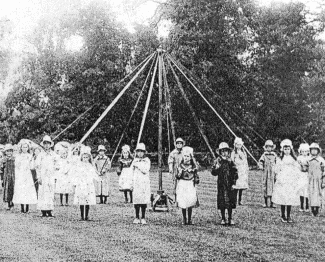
0, 134, 323, 226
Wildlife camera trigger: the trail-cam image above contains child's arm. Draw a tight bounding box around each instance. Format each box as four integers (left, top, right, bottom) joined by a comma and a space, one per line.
117, 158, 122, 176
133, 158, 151, 174
258, 153, 265, 170
211, 158, 221, 176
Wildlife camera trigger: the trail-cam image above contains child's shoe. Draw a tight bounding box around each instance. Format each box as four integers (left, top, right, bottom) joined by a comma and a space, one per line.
187, 220, 193, 225
299, 208, 304, 212
220, 220, 226, 225
228, 220, 235, 226
140, 219, 147, 225
281, 217, 287, 223
287, 218, 294, 223
133, 218, 140, 224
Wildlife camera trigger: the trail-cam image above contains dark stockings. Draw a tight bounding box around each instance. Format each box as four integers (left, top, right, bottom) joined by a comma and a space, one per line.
220, 208, 233, 222
300, 196, 309, 210
181, 208, 193, 224
281, 205, 291, 220
21, 204, 29, 213
124, 191, 133, 203
238, 189, 243, 205
60, 194, 69, 205
311, 207, 319, 216
134, 204, 146, 219
80, 205, 90, 220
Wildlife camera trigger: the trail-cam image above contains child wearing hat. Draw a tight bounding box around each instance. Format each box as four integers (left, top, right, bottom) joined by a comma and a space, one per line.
12, 139, 37, 213
54, 144, 72, 206
272, 139, 301, 223
168, 137, 186, 200
176, 146, 199, 225
258, 140, 277, 208
231, 137, 249, 205
297, 143, 310, 212
212, 142, 238, 226
35, 135, 57, 217
1, 144, 15, 210
131, 143, 151, 225
308, 143, 325, 217
73, 146, 101, 221
117, 145, 134, 203
94, 145, 111, 204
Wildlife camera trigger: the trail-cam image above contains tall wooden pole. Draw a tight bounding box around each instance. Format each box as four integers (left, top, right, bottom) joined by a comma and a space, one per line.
158, 49, 163, 193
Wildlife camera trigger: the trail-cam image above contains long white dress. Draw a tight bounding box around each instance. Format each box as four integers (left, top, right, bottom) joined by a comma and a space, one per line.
35, 150, 57, 210
118, 157, 133, 191
73, 162, 101, 205
297, 155, 310, 198
231, 150, 249, 189
54, 158, 72, 194
12, 153, 38, 204
272, 155, 302, 206
94, 155, 111, 196
176, 163, 199, 209
131, 157, 151, 205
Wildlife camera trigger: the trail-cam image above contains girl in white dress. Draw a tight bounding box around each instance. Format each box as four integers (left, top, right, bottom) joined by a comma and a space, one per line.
297, 143, 310, 212
73, 146, 101, 221
176, 146, 199, 225
117, 145, 133, 203
131, 143, 151, 225
12, 139, 38, 213
272, 139, 301, 223
54, 148, 72, 206
231, 137, 249, 205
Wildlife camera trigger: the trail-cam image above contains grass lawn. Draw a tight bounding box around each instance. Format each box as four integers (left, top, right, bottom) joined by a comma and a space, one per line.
0, 168, 324, 262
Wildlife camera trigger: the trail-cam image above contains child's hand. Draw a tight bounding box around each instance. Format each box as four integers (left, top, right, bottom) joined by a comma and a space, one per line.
258, 163, 263, 170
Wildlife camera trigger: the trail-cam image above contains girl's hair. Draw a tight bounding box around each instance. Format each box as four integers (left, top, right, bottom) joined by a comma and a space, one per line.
81, 153, 92, 164
19, 142, 30, 154
234, 147, 245, 155
280, 147, 297, 160
121, 150, 132, 159
180, 154, 197, 169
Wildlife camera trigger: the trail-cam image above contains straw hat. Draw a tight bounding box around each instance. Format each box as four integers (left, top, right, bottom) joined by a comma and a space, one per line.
234, 137, 244, 146
135, 143, 146, 151
309, 143, 321, 154
280, 139, 293, 151
217, 142, 231, 154
298, 143, 310, 154
97, 145, 107, 152
175, 137, 185, 146
4, 144, 14, 151
40, 135, 54, 147
263, 140, 276, 150
80, 145, 92, 156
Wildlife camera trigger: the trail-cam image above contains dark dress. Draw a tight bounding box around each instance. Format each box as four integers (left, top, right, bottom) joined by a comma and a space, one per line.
1, 156, 15, 203
212, 157, 238, 209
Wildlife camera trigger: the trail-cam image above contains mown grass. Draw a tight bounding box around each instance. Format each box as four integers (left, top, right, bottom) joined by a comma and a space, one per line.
0, 168, 324, 261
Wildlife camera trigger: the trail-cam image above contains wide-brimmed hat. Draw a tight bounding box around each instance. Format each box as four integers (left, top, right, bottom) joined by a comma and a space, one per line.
309, 143, 321, 154
97, 145, 107, 152
234, 137, 244, 146
175, 137, 185, 146
280, 139, 293, 151
182, 146, 194, 157
263, 140, 276, 150
298, 143, 310, 154
121, 145, 130, 153
80, 145, 92, 156
40, 135, 54, 147
217, 142, 231, 154
4, 144, 14, 151
135, 143, 146, 151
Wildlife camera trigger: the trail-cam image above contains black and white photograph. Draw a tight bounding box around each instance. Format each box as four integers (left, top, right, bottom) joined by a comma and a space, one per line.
0, 0, 325, 261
